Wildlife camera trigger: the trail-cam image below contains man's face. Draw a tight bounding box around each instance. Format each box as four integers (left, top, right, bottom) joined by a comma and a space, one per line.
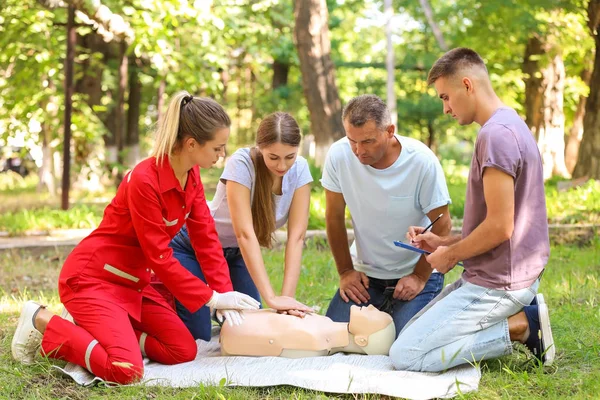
434, 76, 475, 126
344, 120, 392, 167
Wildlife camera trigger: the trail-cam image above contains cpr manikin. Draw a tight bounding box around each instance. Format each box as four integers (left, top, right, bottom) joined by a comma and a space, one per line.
220, 305, 395, 358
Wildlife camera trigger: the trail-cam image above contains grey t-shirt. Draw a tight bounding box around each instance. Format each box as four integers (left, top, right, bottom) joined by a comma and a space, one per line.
209, 148, 313, 248
462, 107, 549, 290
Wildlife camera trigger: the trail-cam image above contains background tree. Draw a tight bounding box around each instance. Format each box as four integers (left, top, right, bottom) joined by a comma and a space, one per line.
573, 0, 600, 179
294, 0, 344, 166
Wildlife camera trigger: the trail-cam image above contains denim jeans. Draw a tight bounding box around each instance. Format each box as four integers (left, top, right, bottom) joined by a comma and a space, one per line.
389, 276, 539, 372
170, 229, 260, 341
325, 273, 444, 338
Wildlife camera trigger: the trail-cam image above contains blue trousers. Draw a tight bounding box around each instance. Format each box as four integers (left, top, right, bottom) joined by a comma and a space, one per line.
325, 273, 444, 338
170, 229, 260, 341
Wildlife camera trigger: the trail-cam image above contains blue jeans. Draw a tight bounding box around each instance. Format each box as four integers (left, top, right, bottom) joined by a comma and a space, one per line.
170, 229, 261, 341
325, 273, 444, 338
389, 277, 539, 372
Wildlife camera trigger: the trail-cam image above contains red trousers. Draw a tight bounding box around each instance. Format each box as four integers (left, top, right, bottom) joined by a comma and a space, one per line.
40, 293, 197, 384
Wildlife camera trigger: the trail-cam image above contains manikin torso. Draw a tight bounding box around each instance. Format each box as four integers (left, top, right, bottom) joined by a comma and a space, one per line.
220, 305, 396, 358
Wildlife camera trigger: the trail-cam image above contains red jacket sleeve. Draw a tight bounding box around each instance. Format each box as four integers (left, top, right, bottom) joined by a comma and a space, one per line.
186, 177, 233, 293
127, 175, 214, 313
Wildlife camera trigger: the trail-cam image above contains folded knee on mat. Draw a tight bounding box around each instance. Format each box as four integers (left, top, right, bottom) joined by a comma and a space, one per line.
164, 341, 197, 364
389, 344, 423, 371
110, 361, 144, 384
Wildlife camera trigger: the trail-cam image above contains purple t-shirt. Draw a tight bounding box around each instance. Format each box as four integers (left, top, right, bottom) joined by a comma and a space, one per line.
462, 107, 549, 290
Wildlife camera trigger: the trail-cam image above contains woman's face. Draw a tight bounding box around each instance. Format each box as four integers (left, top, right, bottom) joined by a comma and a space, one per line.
259, 142, 299, 178
187, 127, 229, 169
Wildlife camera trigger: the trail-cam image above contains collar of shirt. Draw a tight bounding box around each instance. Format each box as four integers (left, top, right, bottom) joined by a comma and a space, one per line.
156, 156, 200, 193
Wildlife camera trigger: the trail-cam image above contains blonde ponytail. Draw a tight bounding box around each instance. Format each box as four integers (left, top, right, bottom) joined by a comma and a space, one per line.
151, 91, 231, 166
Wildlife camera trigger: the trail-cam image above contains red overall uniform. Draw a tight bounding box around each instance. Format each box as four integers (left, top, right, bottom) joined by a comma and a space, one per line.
40, 157, 232, 384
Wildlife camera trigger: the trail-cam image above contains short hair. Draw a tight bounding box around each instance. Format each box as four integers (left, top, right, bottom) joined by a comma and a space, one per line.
427, 48, 488, 86
342, 95, 391, 130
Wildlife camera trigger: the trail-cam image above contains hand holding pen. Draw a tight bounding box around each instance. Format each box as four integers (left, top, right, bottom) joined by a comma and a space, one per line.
407, 213, 444, 252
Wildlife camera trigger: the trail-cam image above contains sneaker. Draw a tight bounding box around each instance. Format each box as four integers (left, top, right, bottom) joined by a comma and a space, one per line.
11, 301, 45, 365
523, 302, 555, 366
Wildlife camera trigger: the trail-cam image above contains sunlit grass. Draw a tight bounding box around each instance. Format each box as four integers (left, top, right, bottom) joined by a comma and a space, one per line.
0, 241, 599, 398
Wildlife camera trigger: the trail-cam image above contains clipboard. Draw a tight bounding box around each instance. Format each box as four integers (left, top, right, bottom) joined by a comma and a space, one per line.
393, 241, 431, 255
393, 241, 464, 266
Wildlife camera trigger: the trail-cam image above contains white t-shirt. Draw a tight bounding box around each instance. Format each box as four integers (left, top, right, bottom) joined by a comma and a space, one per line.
210, 148, 313, 248
321, 135, 451, 279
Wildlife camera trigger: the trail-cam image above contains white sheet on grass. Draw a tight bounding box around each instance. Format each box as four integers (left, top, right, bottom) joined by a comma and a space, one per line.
54, 337, 481, 400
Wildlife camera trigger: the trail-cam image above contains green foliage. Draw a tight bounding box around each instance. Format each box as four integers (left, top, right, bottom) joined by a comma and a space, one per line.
545, 179, 600, 224
0, 204, 105, 235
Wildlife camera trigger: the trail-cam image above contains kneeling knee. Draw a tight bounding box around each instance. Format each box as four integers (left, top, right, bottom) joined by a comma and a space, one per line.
168, 338, 197, 364
389, 340, 422, 371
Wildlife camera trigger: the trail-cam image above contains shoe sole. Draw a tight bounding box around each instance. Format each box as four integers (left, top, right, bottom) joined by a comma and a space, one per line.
538, 302, 555, 366
11, 301, 36, 365
536, 293, 545, 306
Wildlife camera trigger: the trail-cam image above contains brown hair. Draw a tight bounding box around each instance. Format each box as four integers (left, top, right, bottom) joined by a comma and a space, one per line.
250, 112, 301, 247
342, 95, 391, 130
427, 48, 487, 86
151, 91, 231, 166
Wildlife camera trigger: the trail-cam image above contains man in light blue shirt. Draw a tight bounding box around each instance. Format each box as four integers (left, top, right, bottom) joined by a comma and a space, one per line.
322, 95, 452, 336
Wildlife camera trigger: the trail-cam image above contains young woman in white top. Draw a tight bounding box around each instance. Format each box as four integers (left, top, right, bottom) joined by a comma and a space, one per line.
170, 112, 314, 340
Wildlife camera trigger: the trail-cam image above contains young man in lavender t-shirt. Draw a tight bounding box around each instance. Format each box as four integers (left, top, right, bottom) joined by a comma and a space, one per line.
389, 48, 555, 372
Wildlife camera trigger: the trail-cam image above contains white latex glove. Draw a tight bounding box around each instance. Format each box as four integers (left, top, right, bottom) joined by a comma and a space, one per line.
206, 290, 261, 311
215, 309, 244, 326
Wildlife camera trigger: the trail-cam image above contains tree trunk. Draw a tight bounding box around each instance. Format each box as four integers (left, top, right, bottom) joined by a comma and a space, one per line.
565, 67, 592, 173
523, 34, 570, 180
38, 78, 58, 195
125, 61, 141, 167
62, 4, 76, 210
418, 0, 448, 51
385, 0, 397, 127
293, 0, 344, 166
573, 0, 600, 180
272, 60, 290, 89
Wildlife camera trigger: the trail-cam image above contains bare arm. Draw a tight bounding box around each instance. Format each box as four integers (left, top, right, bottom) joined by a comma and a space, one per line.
325, 189, 353, 275
426, 167, 515, 273
281, 183, 311, 297
227, 180, 312, 313
226, 180, 275, 299
325, 189, 370, 303
450, 167, 514, 260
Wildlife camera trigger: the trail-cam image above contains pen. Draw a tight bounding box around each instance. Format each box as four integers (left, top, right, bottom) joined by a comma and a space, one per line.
410, 213, 442, 244
422, 213, 443, 234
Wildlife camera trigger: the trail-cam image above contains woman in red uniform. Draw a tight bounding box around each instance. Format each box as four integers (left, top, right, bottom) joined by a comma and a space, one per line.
11, 91, 260, 384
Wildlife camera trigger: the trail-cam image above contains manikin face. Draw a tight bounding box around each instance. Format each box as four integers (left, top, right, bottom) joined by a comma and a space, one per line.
259, 142, 299, 178
184, 127, 229, 169
434, 76, 476, 126
344, 120, 394, 168
349, 304, 393, 336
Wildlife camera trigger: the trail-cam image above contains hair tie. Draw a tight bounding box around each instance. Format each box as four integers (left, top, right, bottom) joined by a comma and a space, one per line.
182, 95, 194, 106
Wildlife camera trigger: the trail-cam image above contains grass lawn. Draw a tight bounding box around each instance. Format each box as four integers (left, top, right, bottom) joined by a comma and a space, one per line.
0, 240, 599, 399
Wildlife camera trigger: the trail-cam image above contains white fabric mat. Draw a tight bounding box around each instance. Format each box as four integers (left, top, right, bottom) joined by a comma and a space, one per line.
54, 337, 481, 399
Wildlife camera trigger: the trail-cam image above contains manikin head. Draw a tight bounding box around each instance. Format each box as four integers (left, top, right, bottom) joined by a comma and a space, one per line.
342, 95, 396, 169
427, 48, 494, 126
348, 305, 395, 355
